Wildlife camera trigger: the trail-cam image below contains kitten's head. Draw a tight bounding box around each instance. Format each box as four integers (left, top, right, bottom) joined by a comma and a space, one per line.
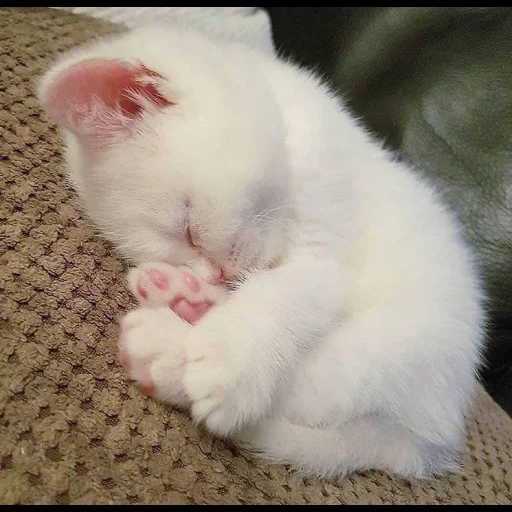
38, 28, 292, 282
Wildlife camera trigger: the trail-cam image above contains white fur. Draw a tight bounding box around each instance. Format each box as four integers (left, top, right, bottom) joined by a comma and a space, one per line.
51, 7, 275, 54
38, 24, 486, 480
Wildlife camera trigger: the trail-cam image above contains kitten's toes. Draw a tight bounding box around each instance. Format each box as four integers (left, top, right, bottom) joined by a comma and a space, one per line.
172, 266, 229, 324
171, 296, 214, 325
128, 263, 229, 324
128, 262, 181, 307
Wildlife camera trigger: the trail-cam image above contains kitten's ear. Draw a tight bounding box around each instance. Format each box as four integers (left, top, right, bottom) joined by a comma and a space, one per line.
38, 58, 173, 147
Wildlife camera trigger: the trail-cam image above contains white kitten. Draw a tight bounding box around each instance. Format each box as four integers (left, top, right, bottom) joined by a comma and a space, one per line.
38, 24, 486, 479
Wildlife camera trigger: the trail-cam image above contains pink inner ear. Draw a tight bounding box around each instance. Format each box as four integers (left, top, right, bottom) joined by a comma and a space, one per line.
45, 58, 173, 141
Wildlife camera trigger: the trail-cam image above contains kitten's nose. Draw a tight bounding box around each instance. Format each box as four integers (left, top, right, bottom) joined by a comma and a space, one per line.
187, 257, 225, 285
203, 259, 225, 285
209, 267, 226, 286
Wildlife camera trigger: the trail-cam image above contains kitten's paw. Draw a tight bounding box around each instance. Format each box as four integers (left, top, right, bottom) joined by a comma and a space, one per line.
128, 263, 228, 324
119, 307, 192, 406
183, 335, 255, 436
128, 262, 202, 307
128, 262, 177, 306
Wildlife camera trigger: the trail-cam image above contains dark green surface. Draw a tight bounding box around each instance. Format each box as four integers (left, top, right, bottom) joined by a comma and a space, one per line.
264, 7, 512, 414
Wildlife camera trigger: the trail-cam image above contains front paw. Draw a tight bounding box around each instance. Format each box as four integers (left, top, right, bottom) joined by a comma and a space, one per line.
183, 333, 262, 437
119, 307, 192, 406
127, 262, 228, 324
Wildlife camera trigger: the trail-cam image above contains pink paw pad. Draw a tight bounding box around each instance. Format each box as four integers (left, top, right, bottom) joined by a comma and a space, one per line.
183, 272, 201, 294
118, 344, 156, 397
137, 373, 155, 397
148, 270, 169, 290
136, 283, 148, 300
128, 263, 228, 324
172, 297, 213, 325
136, 269, 169, 300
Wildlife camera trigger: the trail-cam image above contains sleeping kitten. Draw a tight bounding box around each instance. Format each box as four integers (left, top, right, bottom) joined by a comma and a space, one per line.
38, 24, 486, 479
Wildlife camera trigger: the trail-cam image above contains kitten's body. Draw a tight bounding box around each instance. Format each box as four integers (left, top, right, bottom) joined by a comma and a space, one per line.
39, 24, 486, 479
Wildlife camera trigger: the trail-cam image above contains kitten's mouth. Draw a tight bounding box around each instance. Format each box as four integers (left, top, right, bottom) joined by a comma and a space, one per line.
208, 268, 226, 286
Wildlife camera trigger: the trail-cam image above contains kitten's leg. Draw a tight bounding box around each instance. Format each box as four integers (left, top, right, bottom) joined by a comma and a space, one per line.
119, 263, 228, 402
239, 416, 458, 480
127, 262, 228, 324
181, 255, 344, 436
119, 256, 342, 432
239, 306, 475, 478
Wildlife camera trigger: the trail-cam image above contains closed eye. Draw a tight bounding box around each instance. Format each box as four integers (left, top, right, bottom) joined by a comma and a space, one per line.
186, 225, 200, 249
